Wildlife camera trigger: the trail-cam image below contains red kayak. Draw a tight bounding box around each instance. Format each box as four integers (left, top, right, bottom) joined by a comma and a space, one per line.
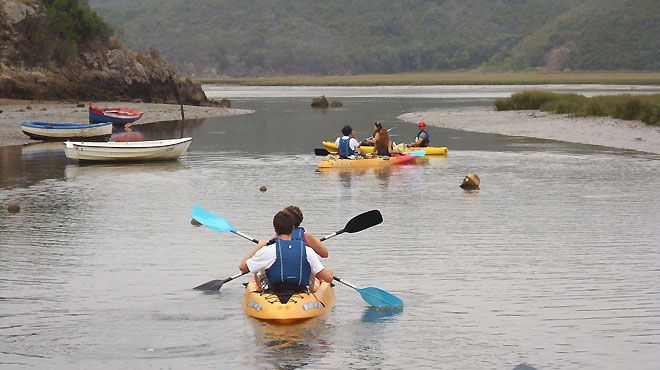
89, 102, 144, 125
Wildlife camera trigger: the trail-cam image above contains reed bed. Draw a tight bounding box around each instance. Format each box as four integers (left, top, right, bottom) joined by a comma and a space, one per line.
495, 91, 660, 124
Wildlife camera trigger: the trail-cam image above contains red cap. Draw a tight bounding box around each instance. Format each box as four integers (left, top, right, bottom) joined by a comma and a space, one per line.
418, 121, 426, 127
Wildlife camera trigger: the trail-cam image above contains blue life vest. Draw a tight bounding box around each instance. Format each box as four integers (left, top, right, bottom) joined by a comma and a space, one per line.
338, 137, 355, 158
292, 226, 305, 241
416, 130, 430, 147
266, 238, 311, 287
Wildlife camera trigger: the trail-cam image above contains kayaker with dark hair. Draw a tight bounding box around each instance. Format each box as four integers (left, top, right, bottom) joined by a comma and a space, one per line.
373, 127, 401, 157
239, 211, 333, 293
335, 125, 366, 159
362, 121, 383, 146
283, 205, 328, 258
409, 121, 430, 147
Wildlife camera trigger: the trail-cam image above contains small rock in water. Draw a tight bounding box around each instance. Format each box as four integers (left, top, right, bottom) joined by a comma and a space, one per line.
330, 100, 343, 107
191, 219, 201, 226
26, 105, 32, 110
77, 103, 85, 108
460, 173, 480, 190
7, 203, 20, 213
259, 186, 267, 192
0, 110, 3, 113
41, 108, 47, 111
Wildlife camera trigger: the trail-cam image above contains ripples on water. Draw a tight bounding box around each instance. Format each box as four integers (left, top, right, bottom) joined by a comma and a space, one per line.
1, 88, 659, 369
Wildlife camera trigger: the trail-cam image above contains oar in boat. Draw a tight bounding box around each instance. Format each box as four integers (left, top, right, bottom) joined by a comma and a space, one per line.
192, 206, 381, 291
191, 207, 403, 308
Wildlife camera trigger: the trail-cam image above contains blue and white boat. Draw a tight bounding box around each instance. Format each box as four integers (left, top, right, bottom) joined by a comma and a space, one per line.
20, 121, 112, 141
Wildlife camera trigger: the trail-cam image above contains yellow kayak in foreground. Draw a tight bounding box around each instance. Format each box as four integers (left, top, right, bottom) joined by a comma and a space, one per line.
322, 141, 448, 156
243, 279, 335, 324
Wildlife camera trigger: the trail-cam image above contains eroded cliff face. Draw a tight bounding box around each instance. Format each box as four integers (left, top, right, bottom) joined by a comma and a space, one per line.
0, 0, 209, 104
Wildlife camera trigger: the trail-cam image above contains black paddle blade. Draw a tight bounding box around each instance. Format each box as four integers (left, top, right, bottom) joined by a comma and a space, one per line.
344, 209, 383, 233
193, 278, 230, 291
314, 148, 331, 156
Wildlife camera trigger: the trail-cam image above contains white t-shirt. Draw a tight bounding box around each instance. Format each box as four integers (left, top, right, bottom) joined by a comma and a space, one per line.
335, 136, 359, 151
246, 243, 325, 275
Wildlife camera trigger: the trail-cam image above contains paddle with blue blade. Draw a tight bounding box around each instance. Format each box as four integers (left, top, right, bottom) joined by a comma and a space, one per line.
333, 276, 404, 308
193, 207, 382, 291
192, 208, 403, 308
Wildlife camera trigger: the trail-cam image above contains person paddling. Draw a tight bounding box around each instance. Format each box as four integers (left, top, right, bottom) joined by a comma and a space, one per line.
239, 211, 333, 293
373, 125, 401, 157
335, 125, 367, 159
409, 121, 430, 147
284, 205, 328, 258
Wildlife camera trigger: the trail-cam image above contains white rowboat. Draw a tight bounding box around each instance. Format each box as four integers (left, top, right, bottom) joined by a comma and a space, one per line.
64, 137, 192, 162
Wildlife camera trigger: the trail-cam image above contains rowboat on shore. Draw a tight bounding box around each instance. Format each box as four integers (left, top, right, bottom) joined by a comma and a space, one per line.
88, 103, 144, 125
21, 121, 112, 141
64, 137, 192, 162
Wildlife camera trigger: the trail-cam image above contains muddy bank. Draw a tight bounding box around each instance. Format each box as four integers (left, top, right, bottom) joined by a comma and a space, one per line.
0, 100, 253, 147
399, 107, 660, 154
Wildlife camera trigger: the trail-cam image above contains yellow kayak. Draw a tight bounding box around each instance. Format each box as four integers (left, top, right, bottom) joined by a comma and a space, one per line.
243, 279, 334, 324
317, 154, 418, 169
322, 141, 447, 156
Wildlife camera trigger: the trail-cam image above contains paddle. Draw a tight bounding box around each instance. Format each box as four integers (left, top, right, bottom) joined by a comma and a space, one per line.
192, 207, 402, 307
333, 276, 404, 308
314, 148, 331, 156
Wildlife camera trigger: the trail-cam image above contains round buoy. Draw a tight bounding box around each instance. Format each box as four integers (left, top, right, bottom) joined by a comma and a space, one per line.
7, 203, 20, 213
191, 219, 201, 226
259, 186, 267, 192
460, 173, 480, 190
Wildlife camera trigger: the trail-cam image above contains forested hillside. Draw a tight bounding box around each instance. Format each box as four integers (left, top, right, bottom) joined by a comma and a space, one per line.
89, 0, 660, 76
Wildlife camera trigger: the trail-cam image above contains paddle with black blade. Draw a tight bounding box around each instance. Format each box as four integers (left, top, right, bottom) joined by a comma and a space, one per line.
314, 147, 426, 157
192, 206, 381, 291
191, 207, 404, 308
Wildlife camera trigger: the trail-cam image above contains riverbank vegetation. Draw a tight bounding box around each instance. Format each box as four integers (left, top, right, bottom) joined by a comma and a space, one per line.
196, 72, 660, 86
495, 91, 660, 124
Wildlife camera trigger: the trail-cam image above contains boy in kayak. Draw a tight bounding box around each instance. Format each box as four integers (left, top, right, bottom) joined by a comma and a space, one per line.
408, 121, 430, 147
335, 125, 367, 159
284, 205, 328, 258
239, 211, 333, 293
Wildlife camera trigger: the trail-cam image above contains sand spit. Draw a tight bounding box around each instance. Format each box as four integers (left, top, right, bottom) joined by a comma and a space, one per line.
0, 100, 253, 147
399, 107, 660, 154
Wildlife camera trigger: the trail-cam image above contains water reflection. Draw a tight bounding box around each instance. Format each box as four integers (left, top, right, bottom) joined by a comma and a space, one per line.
251, 317, 333, 369
360, 306, 404, 323
64, 161, 186, 180
21, 142, 65, 159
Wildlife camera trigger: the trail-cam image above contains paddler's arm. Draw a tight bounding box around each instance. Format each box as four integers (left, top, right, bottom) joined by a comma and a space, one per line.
305, 232, 328, 258
239, 239, 267, 273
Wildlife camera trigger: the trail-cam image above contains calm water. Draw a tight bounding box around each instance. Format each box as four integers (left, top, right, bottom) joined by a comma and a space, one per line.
1, 86, 659, 369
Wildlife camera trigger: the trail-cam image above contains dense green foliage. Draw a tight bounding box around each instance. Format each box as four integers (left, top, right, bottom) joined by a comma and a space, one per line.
495, 91, 660, 124
15, 0, 112, 67
89, 0, 659, 76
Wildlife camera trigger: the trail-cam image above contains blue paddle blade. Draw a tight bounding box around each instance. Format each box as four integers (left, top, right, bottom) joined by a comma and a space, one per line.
408, 150, 426, 157
191, 205, 236, 233
357, 287, 404, 308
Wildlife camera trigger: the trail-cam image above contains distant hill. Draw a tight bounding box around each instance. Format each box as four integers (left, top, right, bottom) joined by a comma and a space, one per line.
0, 0, 208, 103
88, 0, 659, 76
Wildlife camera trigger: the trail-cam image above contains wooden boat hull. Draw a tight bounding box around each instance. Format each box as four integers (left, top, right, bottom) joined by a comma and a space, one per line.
64, 137, 192, 162
322, 141, 448, 156
21, 122, 112, 141
243, 279, 334, 324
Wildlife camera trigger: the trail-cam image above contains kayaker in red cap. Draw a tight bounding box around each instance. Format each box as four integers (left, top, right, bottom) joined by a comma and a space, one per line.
409, 120, 430, 147
239, 211, 333, 293
283, 205, 328, 258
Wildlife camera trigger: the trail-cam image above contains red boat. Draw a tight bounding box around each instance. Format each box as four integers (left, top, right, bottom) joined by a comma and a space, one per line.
88, 102, 144, 125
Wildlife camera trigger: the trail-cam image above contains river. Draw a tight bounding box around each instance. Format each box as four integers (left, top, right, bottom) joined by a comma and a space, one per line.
1, 85, 658, 369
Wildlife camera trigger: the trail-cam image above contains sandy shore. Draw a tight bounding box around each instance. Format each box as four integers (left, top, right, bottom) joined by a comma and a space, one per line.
0, 100, 253, 147
399, 107, 660, 154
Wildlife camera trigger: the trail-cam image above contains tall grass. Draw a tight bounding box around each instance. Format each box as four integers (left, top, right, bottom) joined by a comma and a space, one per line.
495, 91, 660, 124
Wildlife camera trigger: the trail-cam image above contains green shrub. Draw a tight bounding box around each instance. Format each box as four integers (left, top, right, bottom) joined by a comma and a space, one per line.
496, 91, 660, 124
